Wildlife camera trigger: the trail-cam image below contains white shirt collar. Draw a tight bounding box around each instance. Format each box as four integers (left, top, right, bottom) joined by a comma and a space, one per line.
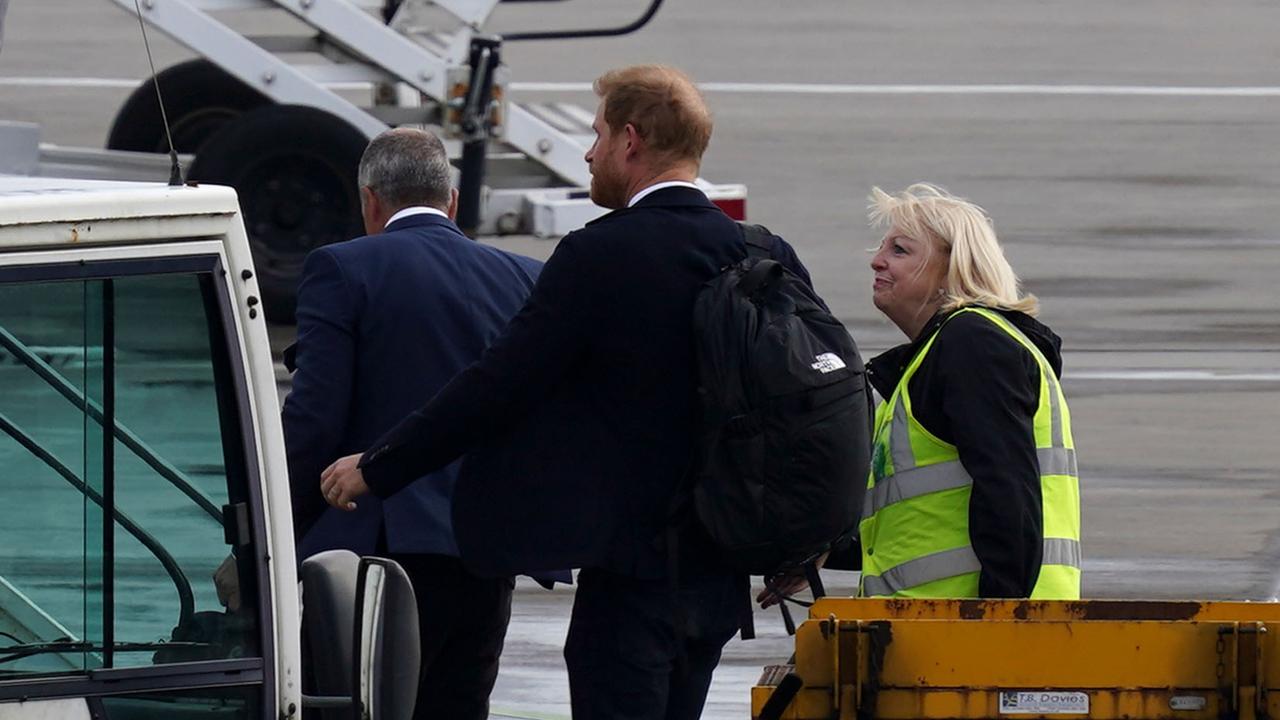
385, 205, 448, 229
626, 181, 704, 208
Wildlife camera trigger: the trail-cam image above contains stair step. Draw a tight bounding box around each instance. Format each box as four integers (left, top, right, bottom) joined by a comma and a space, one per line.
517, 102, 594, 142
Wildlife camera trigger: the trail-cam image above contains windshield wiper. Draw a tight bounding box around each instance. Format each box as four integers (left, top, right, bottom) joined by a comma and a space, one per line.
0, 639, 209, 664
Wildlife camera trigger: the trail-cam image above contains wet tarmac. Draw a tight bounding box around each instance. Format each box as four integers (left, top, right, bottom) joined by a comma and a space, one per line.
3, 1, 1279, 717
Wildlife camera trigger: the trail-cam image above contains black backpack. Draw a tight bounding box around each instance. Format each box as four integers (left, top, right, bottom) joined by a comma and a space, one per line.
690, 224, 870, 577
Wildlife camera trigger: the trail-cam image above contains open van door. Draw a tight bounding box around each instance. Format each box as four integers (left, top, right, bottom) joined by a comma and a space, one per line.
0, 176, 420, 719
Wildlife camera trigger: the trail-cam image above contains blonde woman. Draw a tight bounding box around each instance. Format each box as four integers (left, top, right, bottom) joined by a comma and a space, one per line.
860, 183, 1081, 599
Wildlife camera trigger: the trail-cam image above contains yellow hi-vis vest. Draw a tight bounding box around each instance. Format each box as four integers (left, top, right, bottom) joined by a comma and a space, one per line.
858, 307, 1081, 599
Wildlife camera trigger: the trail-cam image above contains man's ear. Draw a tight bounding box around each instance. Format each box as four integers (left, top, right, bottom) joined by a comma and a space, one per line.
360, 186, 381, 234
447, 188, 460, 221
623, 122, 644, 161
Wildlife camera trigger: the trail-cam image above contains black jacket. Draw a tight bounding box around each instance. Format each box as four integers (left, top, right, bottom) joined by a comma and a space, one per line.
865, 307, 1064, 597
358, 187, 813, 579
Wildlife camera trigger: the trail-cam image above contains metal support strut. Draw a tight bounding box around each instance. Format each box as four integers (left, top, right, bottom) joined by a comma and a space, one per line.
456, 34, 502, 237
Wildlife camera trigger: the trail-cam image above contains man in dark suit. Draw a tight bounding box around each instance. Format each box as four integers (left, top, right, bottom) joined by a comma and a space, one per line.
320, 66, 817, 719
281, 127, 542, 720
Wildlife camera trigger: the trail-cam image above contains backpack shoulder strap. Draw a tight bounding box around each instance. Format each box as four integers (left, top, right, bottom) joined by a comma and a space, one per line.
738, 222, 774, 260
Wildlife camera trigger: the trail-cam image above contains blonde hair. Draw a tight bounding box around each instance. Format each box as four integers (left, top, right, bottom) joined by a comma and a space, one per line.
593, 65, 712, 165
868, 183, 1039, 316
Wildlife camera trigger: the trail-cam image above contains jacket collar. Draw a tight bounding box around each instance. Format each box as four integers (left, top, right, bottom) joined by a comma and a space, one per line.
865, 306, 1064, 396
627, 181, 703, 207
585, 186, 716, 226
866, 318, 940, 398
630, 184, 713, 209
384, 212, 464, 236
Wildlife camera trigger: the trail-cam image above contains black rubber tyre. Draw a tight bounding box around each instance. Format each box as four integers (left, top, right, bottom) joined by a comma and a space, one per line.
107, 59, 269, 154
188, 105, 369, 323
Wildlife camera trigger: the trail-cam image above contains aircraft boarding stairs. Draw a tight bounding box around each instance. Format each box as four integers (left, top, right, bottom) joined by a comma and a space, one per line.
100, 0, 747, 239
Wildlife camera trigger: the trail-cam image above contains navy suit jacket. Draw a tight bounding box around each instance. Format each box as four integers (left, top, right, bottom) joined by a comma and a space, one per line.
358, 188, 814, 580
282, 212, 542, 560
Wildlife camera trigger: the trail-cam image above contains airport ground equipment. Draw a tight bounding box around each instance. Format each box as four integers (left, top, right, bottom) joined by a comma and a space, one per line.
0, 175, 420, 719
9, 179, 1271, 720
752, 597, 1280, 720
6, 0, 747, 319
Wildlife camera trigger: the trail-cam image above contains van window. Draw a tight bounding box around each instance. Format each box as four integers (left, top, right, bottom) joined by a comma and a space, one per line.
0, 262, 261, 684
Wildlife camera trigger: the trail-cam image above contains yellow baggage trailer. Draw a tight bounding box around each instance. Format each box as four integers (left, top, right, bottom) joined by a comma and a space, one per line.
753, 598, 1280, 720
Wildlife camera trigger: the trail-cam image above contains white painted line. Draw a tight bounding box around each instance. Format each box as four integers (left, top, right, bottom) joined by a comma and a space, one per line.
0, 76, 373, 91
4, 77, 1280, 98
706, 83, 1280, 97
0, 77, 140, 89
1072, 370, 1280, 382
513, 81, 1280, 98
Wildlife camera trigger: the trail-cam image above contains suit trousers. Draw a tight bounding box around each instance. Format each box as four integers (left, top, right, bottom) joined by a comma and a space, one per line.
384, 552, 514, 720
564, 567, 745, 720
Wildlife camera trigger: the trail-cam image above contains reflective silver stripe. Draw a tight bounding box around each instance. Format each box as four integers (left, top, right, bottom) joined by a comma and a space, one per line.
865, 447, 1077, 518
1042, 537, 1082, 568
1046, 370, 1064, 448
861, 540, 1079, 597
864, 460, 972, 518
860, 546, 981, 596
889, 400, 916, 473
1038, 447, 1078, 477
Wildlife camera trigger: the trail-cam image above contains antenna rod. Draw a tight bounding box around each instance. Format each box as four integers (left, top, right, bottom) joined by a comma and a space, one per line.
131, 0, 183, 186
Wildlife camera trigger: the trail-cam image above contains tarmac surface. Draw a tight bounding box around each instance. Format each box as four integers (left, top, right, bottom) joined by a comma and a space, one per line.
3, 1, 1280, 718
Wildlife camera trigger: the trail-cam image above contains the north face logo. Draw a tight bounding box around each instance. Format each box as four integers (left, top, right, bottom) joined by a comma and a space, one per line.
810, 352, 846, 374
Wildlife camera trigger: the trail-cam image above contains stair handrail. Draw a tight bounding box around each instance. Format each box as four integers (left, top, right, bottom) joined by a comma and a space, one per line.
502, 0, 664, 41
0, 411, 196, 631
0, 326, 223, 524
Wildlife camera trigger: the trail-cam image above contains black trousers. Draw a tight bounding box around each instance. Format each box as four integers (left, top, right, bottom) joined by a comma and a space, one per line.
564, 567, 745, 720
385, 552, 514, 720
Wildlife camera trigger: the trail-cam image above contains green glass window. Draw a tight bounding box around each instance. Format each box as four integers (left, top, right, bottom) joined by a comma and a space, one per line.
0, 262, 261, 681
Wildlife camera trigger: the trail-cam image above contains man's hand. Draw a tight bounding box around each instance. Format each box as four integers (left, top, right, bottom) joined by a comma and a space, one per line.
320, 453, 368, 511
755, 552, 830, 609
213, 554, 241, 612
756, 573, 810, 609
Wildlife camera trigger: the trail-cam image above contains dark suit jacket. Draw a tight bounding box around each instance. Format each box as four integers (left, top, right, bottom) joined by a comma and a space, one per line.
359, 188, 814, 579
282, 212, 542, 559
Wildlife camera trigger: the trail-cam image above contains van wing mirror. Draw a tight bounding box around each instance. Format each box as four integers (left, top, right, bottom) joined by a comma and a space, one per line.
300, 552, 420, 720
353, 557, 420, 720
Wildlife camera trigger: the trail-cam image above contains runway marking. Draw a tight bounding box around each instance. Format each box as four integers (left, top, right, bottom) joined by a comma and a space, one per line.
519, 82, 1280, 97
758, 83, 1280, 97
0, 77, 140, 88
1071, 370, 1280, 382
0, 76, 365, 90
4, 77, 1280, 98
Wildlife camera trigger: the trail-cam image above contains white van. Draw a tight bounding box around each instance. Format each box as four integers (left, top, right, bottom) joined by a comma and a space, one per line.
0, 176, 414, 720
